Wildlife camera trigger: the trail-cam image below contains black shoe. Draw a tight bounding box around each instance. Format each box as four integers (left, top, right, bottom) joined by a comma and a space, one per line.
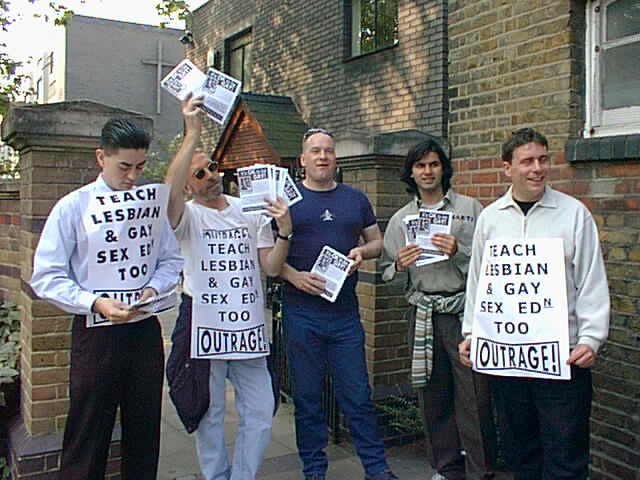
365, 470, 399, 480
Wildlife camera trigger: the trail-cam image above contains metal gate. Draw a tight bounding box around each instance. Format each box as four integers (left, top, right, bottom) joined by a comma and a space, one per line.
269, 281, 341, 443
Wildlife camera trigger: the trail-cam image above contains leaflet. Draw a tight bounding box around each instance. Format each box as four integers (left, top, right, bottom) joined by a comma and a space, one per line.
310, 246, 354, 303
129, 289, 177, 314
404, 209, 452, 266
238, 163, 302, 214
161, 59, 241, 125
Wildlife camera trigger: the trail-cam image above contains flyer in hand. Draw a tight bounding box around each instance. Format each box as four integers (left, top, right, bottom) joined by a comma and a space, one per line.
310, 246, 354, 303
129, 289, 177, 314
237, 164, 302, 214
161, 59, 241, 125
403, 209, 452, 266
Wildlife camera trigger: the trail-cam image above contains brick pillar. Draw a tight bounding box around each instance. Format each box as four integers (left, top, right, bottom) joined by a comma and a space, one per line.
1, 101, 152, 479
336, 129, 438, 395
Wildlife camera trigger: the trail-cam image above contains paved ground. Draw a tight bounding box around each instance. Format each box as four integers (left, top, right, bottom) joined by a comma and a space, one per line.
156, 307, 510, 480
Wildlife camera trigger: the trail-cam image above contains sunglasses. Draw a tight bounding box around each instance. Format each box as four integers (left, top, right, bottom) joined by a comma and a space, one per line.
303, 128, 334, 141
193, 161, 219, 180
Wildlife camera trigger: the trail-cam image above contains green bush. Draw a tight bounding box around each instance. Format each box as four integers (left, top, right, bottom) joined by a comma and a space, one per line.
0, 301, 20, 407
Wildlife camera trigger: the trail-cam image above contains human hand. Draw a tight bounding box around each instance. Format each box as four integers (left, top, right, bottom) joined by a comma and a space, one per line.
182, 94, 204, 137
458, 339, 472, 368
567, 344, 597, 368
93, 297, 139, 324
431, 233, 458, 256
292, 271, 326, 296
264, 197, 292, 236
396, 244, 423, 270
347, 246, 364, 275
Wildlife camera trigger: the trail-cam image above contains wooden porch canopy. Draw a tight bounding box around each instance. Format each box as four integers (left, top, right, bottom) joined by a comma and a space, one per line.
211, 92, 309, 171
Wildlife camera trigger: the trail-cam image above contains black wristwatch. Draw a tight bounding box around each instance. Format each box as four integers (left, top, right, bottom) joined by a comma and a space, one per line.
277, 231, 293, 241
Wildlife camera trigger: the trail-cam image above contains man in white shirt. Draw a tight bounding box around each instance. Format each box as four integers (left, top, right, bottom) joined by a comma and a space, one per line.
459, 128, 610, 479
31, 118, 183, 479
165, 95, 292, 480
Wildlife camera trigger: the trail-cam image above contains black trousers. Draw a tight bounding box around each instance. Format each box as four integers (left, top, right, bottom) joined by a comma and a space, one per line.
61, 315, 164, 480
492, 367, 592, 480
410, 309, 496, 480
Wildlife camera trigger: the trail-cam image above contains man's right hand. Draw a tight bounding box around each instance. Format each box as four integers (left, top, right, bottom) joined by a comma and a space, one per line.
291, 270, 326, 296
92, 297, 139, 324
182, 94, 204, 136
396, 244, 423, 270
458, 339, 472, 368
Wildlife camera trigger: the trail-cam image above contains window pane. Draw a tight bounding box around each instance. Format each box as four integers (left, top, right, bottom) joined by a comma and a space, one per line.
606, 0, 640, 40
602, 42, 640, 109
230, 48, 243, 83
357, 0, 398, 54
243, 42, 252, 91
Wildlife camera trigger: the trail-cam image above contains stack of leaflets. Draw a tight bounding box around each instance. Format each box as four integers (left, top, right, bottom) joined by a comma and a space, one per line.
129, 289, 177, 314
161, 59, 241, 126
237, 164, 303, 214
404, 209, 453, 266
310, 246, 354, 303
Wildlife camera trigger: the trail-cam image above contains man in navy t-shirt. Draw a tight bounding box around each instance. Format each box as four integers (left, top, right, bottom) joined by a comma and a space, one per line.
280, 128, 398, 480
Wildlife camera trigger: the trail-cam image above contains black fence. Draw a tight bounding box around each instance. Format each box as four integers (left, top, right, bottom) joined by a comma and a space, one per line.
269, 281, 341, 443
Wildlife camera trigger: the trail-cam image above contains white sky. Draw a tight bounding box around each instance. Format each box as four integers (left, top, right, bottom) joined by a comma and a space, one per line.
4, 0, 208, 69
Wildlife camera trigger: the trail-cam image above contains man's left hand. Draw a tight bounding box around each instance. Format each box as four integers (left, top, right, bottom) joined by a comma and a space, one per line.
567, 344, 597, 368
347, 246, 364, 275
431, 233, 457, 256
264, 197, 292, 236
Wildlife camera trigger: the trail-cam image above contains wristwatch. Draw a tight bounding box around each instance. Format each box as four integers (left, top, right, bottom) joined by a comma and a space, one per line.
277, 231, 293, 241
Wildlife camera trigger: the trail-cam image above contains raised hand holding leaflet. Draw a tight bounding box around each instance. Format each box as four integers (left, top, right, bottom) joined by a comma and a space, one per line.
310, 246, 354, 303
161, 59, 242, 125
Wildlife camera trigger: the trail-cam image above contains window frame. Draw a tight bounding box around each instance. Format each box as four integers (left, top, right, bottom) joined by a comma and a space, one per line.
224, 28, 253, 92
585, 0, 640, 138
345, 0, 399, 59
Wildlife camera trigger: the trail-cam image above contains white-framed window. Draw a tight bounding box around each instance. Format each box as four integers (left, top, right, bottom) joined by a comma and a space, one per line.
585, 0, 640, 137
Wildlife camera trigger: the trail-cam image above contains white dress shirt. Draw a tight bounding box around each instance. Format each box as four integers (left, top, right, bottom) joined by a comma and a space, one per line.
31, 175, 183, 315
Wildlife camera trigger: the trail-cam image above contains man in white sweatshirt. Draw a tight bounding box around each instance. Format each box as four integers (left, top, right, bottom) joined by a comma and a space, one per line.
459, 128, 610, 480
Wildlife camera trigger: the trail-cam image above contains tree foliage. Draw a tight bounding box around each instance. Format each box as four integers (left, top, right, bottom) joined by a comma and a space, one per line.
0, 0, 191, 100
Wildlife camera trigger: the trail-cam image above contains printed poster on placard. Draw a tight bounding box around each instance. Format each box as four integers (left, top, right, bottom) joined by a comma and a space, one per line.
470, 238, 571, 380
81, 184, 169, 327
190, 225, 269, 359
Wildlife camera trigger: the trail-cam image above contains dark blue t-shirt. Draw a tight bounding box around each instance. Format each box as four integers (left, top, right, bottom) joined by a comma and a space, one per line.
283, 182, 377, 311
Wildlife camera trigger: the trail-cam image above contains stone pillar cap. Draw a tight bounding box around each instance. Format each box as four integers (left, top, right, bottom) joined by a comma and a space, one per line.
335, 129, 448, 158
1, 100, 153, 150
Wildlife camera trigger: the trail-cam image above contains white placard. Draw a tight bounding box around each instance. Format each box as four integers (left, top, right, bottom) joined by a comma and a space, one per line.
471, 238, 571, 380
81, 184, 170, 327
161, 59, 242, 125
310, 246, 354, 303
190, 225, 269, 359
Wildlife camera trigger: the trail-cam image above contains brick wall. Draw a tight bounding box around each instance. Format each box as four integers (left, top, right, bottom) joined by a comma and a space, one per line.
448, 0, 639, 477
190, 0, 449, 147
0, 181, 20, 304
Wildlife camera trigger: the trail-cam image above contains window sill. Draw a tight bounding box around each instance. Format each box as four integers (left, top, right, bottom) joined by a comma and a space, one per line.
565, 134, 640, 163
344, 42, 399, 63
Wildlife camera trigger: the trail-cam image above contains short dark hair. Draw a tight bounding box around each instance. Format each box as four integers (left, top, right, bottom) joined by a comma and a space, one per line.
401, 139, 453, 195
502, 128, 548, 163
100, 119, 150, 154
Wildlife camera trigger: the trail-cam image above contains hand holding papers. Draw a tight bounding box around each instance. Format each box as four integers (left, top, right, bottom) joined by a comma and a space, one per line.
311, 246, 354, 303
404, 209, 453, 266
129, 289, 177, 314
161, 59, 241, 125
237, 164, 302, 214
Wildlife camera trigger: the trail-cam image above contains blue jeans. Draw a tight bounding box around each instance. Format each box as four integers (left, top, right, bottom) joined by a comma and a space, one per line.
284, 304, 388, 477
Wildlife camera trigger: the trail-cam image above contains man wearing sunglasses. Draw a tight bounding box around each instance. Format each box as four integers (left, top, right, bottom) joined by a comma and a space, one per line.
279, 128, 398, 480
165, 95, 292, 480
